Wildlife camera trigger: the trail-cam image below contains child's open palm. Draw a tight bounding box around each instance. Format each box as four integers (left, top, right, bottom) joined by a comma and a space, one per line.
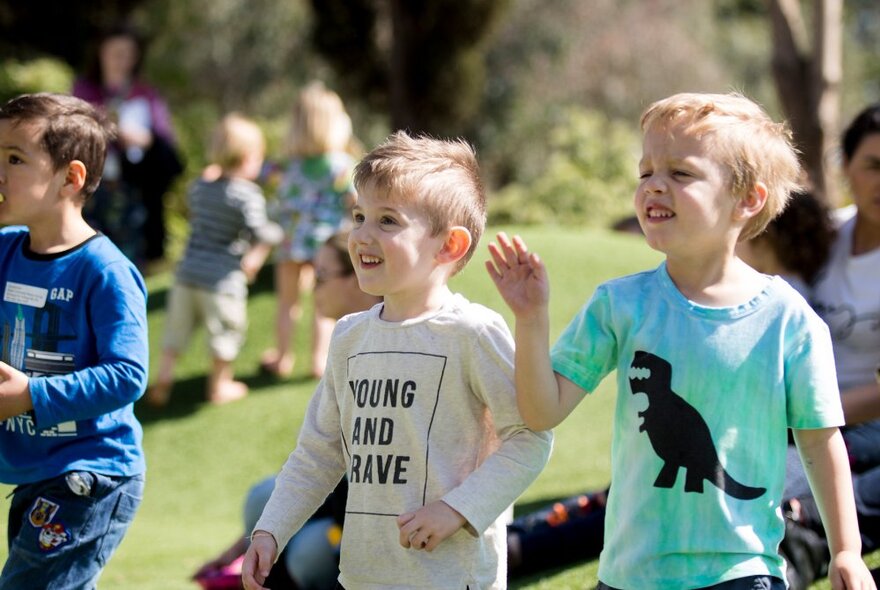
486, 232, 549, 319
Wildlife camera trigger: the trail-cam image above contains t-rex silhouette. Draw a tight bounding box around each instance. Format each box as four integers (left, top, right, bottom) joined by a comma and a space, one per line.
628, 350, 765, 500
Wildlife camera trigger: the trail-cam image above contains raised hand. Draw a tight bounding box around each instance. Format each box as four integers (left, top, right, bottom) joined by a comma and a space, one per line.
485, 232, 549, 320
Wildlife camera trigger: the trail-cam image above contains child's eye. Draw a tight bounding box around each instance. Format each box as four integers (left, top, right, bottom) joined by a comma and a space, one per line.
672, 170, 691, 178
638, 171, 652, 180
379, 216, 398, 226
7, 155, 22, 165
352, 212, 365, 224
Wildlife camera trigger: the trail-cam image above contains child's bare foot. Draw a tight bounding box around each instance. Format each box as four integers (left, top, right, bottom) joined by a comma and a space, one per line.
208, 380, 248, 405
259, 349, 294, 378
145, 382, 172, 407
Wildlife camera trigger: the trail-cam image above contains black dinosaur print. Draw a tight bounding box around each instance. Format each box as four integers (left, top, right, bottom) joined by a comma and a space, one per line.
628, 350, 765, 500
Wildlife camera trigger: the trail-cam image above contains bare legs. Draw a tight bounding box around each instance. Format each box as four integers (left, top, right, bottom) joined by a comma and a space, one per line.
260, 260, 303, 378
262, 260, 332, 379
147, 349, 247, 407
208, 358, 249, 404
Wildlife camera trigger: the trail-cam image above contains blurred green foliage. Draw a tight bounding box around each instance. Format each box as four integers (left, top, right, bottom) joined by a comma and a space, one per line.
488, 107, 639, 227
0, 58, 74, 102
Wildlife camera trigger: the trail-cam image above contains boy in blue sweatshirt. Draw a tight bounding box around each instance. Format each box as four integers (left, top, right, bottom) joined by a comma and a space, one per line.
0, 93, 148, 589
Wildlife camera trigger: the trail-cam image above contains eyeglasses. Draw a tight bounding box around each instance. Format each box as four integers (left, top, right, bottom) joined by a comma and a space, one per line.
315, 269, 351, 286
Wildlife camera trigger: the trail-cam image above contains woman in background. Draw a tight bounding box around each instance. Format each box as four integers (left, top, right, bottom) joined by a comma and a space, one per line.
810, 104, 880, 472
73, 23, 183, 269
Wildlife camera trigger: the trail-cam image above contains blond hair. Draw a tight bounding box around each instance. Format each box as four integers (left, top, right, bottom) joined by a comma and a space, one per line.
353, 131, 486, 274
208, 113, 265, 172
640, 92, 802, 240
286, 81, 352, 157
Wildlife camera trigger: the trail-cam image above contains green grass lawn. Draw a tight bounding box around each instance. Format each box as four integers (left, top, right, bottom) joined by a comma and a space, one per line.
0, 226, 868, 588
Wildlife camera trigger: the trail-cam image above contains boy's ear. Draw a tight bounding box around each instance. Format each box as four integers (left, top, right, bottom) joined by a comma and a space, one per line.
60, 160, 87, 197
437, 226, 472, 266
734, 181, 768, 221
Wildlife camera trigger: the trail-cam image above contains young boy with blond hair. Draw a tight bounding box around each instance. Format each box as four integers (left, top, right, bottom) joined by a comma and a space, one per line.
487, 93, 875, 589
243, 131, 552, 590
0, 93, 148, 588
149, 113, 281, 406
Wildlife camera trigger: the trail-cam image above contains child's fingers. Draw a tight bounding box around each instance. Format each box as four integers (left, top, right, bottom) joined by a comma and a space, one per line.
404, 524, 431, 551
398, 525, 414, 548
424, 532, 444, 552
396, 511, 415, 528
495, 232, 522, 267
241, 551, 269, 590
398, 513, 416, 548
511, 234, 531, 260
528, 252, 546, 276
486, 243, 509, 275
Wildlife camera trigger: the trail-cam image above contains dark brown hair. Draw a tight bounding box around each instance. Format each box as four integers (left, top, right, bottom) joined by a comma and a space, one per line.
0, 93, 115, 198
758, 190, 835, 285
842, 104, 880, 162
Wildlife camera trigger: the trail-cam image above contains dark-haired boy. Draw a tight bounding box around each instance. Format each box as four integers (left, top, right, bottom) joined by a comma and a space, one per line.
0, 93, 148, 589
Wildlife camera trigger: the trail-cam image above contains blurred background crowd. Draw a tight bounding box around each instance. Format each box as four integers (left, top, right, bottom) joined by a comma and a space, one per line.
1, 0, 878, 265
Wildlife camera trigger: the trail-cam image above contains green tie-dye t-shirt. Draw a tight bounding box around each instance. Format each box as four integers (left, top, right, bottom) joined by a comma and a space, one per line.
551, 263, 843, 589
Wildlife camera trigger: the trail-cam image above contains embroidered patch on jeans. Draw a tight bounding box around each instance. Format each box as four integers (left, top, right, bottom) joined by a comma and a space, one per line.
28, 497, 59, 527
38, 522, 70, 551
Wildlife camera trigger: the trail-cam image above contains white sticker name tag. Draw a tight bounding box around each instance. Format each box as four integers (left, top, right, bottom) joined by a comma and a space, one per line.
4, 282, 48, 308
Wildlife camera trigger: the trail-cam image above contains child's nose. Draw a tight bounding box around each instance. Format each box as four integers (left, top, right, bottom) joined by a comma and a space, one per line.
643, 175, 667, 193
351, 223, 373, 243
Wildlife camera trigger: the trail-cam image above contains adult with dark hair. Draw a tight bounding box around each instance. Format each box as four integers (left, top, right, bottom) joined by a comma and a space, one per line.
72, 23, 183, 269
810, 103, 880, 472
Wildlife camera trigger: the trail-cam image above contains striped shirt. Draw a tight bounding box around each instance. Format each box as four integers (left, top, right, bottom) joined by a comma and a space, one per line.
176, 177, 281, 298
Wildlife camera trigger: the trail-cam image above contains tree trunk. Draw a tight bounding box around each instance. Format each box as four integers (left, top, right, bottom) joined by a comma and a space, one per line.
388, 0, 417, 132
767, 0, 842, 206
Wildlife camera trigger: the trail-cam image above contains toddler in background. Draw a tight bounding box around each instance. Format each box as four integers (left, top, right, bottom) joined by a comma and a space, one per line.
260, 81, 357, 380
149, 113, 281, 407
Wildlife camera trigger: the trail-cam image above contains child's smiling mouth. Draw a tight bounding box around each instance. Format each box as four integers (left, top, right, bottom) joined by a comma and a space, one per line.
646, 206, 674, 220
359, 254, 382, 267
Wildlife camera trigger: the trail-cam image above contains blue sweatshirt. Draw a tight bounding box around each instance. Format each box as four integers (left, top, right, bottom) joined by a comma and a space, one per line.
0, 228, 148, 484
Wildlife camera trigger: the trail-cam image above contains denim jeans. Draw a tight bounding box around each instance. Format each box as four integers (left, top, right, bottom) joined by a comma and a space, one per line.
1, 471, 144, 590
596, 576, 785, 590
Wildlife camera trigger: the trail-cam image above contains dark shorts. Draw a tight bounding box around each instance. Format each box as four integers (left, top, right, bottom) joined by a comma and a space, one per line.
597, 576, 785, 590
